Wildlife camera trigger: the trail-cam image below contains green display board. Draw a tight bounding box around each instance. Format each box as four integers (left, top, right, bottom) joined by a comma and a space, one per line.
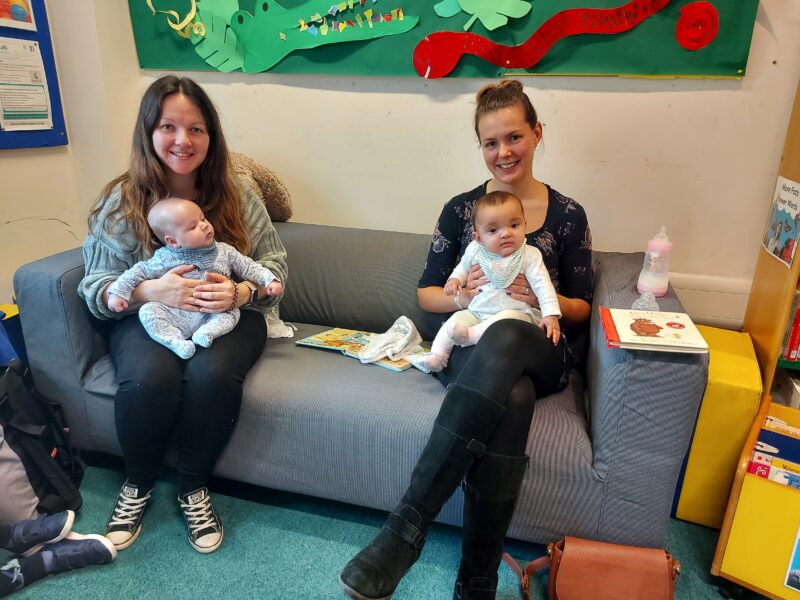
129, 0, 758, 78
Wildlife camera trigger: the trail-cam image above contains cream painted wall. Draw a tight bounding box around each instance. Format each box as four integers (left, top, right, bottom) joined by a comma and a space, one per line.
2, 0, 800, 328
0, 0, 141, 304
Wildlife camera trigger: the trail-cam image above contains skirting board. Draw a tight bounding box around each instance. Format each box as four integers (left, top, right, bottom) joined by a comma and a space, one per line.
669, 272, 751, 331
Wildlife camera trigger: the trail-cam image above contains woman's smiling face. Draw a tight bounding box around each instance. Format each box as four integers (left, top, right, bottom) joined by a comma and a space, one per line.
477, 104, 541, 187
151, 92, 210, 181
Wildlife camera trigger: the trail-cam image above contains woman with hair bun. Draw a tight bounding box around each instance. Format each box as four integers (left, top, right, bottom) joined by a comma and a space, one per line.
340, 80, 592, 600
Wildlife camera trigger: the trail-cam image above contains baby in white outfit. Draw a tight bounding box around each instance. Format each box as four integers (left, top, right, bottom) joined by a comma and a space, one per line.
411, 191, 561, 373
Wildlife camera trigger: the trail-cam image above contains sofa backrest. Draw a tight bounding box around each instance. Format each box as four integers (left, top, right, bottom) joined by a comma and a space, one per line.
276, 223, 659, 342
275, 222, 445, 340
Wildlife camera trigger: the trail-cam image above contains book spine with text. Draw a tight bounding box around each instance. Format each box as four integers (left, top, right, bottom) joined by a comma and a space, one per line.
784, 289, 800, 360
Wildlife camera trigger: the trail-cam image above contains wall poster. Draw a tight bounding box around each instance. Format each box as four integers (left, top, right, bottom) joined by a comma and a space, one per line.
0, 0, 36, 32
129, 0, 759, 78
0, 0, 67, 149
763, 176, 800, 269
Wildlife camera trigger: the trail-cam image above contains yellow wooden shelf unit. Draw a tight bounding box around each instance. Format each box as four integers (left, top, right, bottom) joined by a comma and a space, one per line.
712, 80, 800, 599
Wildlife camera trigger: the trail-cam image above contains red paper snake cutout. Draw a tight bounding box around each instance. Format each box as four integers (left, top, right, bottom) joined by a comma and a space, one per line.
413, 0, 719, 79
675, 2, 719, 50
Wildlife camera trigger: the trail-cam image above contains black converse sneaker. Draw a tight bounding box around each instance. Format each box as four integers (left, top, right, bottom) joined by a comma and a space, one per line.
105, 480, 152, 550
178, 487, 223, 554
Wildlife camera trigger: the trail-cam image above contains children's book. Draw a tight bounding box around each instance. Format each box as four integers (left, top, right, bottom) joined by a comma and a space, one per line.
748, 455, 800, 489
756, 426, 800, 466
787, 525, 800, 593
598, 307, 709, 354
765, 415, 800, 441
296, 328, 412, 372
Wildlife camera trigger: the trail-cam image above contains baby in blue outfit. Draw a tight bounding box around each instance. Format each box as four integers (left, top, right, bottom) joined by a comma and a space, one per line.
107, 198, 282, 358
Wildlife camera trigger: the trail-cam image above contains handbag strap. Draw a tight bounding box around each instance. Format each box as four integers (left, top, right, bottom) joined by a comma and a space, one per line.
502, 552, 551, 600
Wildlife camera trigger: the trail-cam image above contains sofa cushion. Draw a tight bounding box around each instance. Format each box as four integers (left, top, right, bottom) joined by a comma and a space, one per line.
276, 222, 446, 341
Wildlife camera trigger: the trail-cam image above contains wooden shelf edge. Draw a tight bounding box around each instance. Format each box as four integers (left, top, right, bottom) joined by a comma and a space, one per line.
710, 392, 773, 575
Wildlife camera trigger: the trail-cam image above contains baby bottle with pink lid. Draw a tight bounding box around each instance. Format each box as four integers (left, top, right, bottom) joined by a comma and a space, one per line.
636, 226, 672, 297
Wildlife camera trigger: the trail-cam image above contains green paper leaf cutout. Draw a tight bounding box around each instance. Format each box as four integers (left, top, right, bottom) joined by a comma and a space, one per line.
191, 10, 244, 73
434, 0, 461, 18
457, 0, 531, 32
197, 0, 239, 22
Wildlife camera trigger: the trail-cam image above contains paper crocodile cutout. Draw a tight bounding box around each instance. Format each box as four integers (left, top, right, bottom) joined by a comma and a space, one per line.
231, 1, 419, 73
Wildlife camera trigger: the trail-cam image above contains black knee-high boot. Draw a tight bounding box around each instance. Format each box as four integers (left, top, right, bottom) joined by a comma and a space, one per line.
339, 384, 505, 600
453, 452, 528, 600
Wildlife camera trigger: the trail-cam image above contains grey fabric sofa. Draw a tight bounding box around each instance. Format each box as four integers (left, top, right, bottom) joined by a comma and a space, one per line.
13, 222, 708, 548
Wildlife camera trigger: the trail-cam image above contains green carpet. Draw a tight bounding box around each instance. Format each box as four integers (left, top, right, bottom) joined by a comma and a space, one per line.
9, 465, 746, 599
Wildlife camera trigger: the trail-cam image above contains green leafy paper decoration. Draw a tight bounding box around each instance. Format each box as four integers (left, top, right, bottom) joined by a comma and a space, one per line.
191, 9, 244, 72
433, 0, 461, 19
433, 0, 531, 31
198, 0, 238, 21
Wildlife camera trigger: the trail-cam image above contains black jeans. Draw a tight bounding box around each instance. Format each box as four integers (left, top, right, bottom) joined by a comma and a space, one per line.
109, 309, 267, 492
436, 318, 570, 455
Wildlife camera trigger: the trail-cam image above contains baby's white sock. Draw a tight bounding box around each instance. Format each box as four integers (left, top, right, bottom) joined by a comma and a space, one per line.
408, 352, 448, 374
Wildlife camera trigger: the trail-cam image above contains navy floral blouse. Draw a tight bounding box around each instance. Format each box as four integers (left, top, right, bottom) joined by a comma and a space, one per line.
419, 182, 593, 305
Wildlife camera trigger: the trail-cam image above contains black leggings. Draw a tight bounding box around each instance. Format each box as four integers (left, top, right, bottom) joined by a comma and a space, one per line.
436, 318, 569, 456
109, 310, 267, 493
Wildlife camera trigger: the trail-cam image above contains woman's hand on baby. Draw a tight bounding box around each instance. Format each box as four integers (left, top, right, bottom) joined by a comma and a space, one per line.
464, 265, 487, 301
540, 315, 561, 345
146, 264, 202, 311
193, 271, 236, 313
506, 273, 539, 308
444, 278, 462, 296
107, 294, 128, 313
265, 281, 283, 296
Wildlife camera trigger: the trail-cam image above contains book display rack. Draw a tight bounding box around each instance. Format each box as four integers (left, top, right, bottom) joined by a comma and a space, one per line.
712, 81, 800, 599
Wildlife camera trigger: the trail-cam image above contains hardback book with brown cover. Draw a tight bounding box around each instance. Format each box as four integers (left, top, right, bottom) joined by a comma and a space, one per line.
599, 307, 709, 354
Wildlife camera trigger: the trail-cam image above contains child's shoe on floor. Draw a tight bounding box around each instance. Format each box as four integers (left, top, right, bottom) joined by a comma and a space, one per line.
42, 532, 116, 573
7, 510, 74, 557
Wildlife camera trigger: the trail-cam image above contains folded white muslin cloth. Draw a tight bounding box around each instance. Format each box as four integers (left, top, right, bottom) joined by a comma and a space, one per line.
358, 316, 425, 364
266, 306, 297, 339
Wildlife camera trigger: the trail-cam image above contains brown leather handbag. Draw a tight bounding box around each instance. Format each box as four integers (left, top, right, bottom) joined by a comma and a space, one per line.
502, 535, 681, 600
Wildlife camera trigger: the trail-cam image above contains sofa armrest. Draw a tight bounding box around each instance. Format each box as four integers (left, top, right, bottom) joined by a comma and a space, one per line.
13, 249, 109, 441
586, 252, 708, 543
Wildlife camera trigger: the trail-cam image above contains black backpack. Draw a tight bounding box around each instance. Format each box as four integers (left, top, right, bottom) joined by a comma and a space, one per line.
0, 359, 84, 514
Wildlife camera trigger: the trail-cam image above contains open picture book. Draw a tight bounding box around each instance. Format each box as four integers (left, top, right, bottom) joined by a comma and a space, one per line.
599, 307, 709, 354
296, 328, 413, 372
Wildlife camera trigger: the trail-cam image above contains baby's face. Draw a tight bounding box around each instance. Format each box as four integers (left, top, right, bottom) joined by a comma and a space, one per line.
169, 203, 214, 249
473, 201, 526, 256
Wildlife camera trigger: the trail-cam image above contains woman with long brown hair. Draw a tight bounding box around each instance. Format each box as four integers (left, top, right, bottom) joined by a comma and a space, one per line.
79, 75, 287, 554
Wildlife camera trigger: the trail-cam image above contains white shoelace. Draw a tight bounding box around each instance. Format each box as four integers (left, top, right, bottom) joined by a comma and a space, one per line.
179, 496, 217, 534
108, 491, 151, 527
